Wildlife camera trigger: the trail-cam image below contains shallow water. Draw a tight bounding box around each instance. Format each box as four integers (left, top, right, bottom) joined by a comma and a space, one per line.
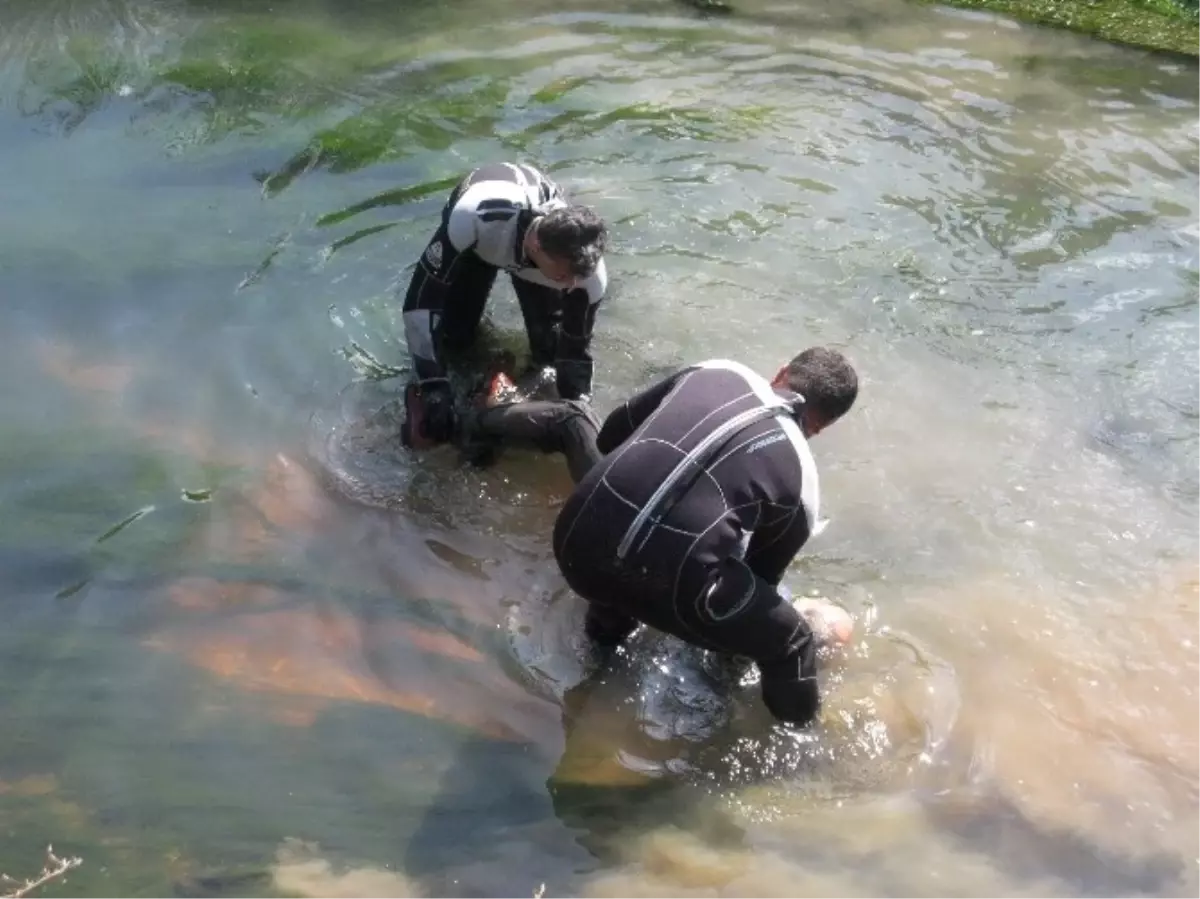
0, 0, 1196, 896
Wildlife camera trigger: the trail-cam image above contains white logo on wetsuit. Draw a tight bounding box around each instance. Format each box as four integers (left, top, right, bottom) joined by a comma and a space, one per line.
424, 240, 444, 269
747, 431, 787, 454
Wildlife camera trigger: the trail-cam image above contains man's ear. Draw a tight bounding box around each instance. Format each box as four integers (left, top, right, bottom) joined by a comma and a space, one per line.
801, 406, 826, 437
770, 365, 787, 388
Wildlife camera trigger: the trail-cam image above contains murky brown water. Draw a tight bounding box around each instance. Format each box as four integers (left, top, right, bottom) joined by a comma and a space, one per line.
0, 0, 1196, 895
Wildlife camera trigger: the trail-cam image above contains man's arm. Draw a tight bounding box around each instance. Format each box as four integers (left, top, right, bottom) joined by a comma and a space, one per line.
758, 621, 821, 727
697, 555, 822, 727
554, 259, 607, 401
743, 502, 812, 587
401, 196, 480, 383
595, 364, 694, 454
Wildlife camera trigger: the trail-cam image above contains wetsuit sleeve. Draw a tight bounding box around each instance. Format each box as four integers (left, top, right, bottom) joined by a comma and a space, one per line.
758, 624, 821, 727
595, 365, 690, 454
698, 556, 821, 727
401, 198, 480, 381
744, 504, 811, 587
554, 258, 607, 401
444, 203, 478, 253
745, 485, 820, 725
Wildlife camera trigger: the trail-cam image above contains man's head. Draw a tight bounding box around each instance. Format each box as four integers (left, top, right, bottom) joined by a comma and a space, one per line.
526, 205, 608, 286
770, 346, 858, 437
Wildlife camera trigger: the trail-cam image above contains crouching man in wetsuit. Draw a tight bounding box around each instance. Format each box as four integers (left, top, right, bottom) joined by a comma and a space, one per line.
465, 346, 859, 727
399, 162, 609, 450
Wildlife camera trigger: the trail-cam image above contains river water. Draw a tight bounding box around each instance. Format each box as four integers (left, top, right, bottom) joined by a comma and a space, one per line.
0, 0, 1196, 896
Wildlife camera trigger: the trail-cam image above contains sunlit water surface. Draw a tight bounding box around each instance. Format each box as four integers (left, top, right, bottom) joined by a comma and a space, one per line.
0, 0, 1196, 895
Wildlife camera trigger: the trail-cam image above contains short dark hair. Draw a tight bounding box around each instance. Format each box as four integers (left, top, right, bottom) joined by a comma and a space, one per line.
536, 205, 608, 278
784, 347, 858, 424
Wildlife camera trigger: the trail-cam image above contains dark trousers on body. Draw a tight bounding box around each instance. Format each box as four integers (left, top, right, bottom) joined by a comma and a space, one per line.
467, 399, 603, 486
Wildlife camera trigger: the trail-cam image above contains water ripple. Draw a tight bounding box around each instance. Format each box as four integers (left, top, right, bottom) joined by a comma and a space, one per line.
1, 0, 1197, 894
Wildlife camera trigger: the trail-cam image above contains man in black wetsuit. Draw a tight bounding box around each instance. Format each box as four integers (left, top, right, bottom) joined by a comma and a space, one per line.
398, 162, 609, 450
463, 346, 859, 728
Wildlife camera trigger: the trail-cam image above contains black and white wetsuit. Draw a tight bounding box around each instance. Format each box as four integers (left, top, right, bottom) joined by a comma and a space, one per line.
401, 163, 608, 401
545, 359, 827, 726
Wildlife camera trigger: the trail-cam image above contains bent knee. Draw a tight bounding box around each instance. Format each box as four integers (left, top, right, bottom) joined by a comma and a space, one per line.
562, 399, 600, 429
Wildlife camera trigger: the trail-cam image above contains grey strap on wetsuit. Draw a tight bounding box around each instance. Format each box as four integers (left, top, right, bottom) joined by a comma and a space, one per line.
616, 398, 797, 562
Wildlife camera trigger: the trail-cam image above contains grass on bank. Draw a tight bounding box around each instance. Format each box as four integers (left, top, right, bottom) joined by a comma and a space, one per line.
917, 0, 1197, 55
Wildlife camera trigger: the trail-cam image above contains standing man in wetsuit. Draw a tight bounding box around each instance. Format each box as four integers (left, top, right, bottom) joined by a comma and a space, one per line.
464, 346, 859, 727
399, 162, 609, 450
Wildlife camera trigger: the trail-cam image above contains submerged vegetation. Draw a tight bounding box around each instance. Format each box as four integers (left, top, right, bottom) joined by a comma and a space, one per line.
11, 0, 1195, 183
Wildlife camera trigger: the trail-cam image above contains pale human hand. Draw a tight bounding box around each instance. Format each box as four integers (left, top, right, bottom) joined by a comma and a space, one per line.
788, 593, 855, 648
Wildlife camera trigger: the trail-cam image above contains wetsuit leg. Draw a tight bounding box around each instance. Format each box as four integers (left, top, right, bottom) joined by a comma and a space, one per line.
510, 277, 560, 372
467, 400, 603, 484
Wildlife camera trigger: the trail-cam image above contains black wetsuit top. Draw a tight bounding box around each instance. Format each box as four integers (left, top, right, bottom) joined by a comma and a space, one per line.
551, 359, 827, 726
